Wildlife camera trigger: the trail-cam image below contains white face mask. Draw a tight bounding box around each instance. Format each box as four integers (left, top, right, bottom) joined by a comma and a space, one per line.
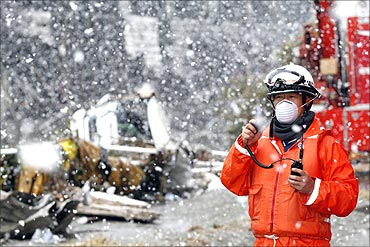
275, 99, 299, 124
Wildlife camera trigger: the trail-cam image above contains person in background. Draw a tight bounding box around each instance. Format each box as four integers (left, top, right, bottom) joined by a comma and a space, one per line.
220, 64, 358, 247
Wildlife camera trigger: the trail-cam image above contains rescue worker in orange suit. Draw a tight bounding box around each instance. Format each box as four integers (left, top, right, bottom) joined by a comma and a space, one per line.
220, 64, 358, 247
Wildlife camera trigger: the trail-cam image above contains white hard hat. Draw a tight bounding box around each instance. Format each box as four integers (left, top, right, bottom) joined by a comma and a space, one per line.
264, 64, 320, 99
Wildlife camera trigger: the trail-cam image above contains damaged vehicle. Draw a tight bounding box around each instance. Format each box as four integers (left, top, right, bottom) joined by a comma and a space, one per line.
69, 85, 196, 200
1, 85, 196, 201
0, 85, 223, 241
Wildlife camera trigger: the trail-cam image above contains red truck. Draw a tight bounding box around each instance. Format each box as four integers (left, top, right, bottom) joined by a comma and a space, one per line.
298, 0, 369, 162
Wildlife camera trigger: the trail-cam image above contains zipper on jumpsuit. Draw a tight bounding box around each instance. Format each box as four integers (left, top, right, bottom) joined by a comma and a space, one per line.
266, 155, 282, 247
269, 139, 284, 234
266, 140, 301, 245
270, 160, 281, 233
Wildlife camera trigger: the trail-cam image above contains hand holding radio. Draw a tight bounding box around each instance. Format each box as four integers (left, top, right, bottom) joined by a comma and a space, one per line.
290, 160, 303, 176
288, 167, 314, 194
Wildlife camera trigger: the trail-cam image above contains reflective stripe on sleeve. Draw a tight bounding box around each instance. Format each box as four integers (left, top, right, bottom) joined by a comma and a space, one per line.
305, 178, 321, 205
234, 136, 251, 156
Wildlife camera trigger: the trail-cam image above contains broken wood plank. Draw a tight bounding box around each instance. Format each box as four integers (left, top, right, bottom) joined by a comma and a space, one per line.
88, 191, 149, 208
76, 203, 160, 222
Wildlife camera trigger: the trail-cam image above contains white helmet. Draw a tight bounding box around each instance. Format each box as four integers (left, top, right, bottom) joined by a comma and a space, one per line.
264, 64, 320, 99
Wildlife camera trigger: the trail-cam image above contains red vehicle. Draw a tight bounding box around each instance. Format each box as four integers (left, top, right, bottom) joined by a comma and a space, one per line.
297, 0, 370, 162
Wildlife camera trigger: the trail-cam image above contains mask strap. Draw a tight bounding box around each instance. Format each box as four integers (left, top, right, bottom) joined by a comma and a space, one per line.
299, 96, 317, 111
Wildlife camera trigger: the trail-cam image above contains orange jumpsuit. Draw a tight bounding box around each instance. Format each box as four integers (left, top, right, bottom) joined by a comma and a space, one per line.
220, 117, 358, 246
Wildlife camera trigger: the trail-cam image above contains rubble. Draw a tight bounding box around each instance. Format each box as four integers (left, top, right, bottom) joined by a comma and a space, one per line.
76, 191, 160, 223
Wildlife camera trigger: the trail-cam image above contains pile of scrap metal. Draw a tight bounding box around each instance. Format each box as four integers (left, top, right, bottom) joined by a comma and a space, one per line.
1, 134, 186, 198
0, 184, 159, 241
0, 188, 81, 240
59, 137, 148, 197
0, 137, 164, 241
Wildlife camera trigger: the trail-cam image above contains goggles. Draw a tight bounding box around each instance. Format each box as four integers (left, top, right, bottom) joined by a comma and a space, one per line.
264, 68, 320, 99
264, 68, 306, 87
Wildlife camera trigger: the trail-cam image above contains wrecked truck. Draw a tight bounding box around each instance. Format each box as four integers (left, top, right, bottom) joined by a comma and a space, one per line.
0, 86, 223, 241
69, 86, 196, 200
1, 86, 224, 203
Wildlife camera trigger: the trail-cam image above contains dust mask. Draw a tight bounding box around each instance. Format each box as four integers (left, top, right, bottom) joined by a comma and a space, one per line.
275, 99, 299, 124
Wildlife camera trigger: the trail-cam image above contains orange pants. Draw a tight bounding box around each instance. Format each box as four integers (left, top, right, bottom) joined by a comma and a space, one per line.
254, 236, 330, 247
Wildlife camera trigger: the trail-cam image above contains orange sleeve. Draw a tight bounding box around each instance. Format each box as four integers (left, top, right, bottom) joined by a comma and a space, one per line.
220, 135, 255, 196
302, 136, 359, 217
